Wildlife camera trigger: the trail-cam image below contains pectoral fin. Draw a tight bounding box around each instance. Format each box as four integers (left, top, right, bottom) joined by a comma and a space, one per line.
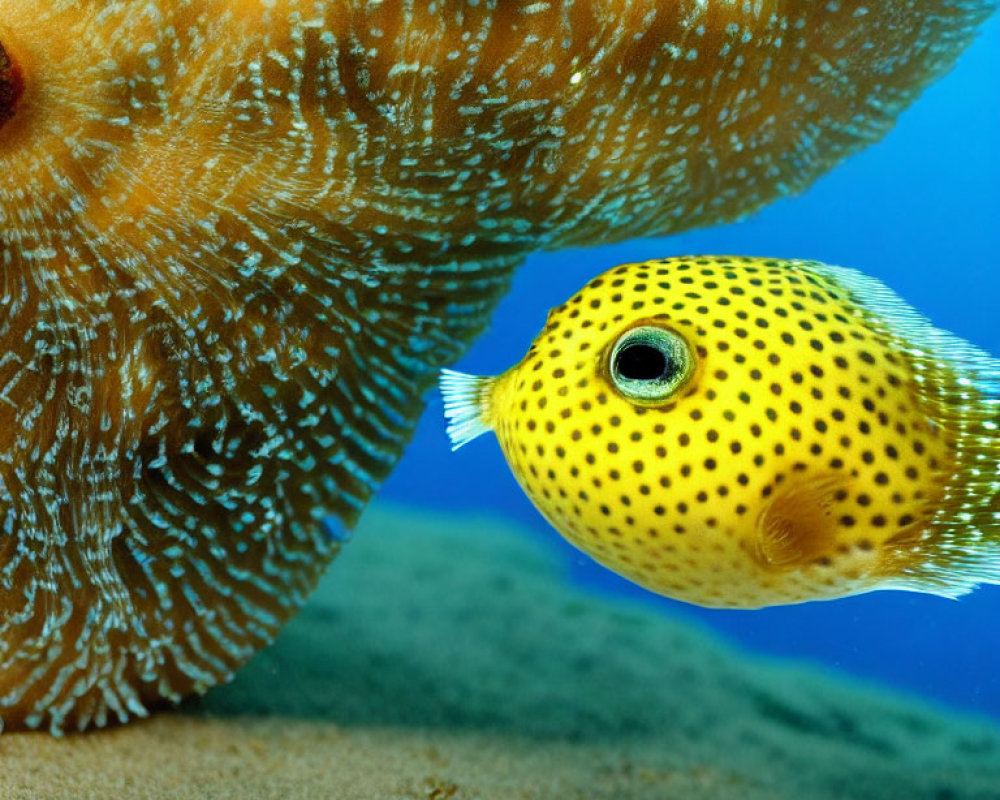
754, 473, 853, 569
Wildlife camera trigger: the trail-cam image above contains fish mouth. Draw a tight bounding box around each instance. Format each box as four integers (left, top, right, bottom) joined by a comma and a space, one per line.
0, 37, 25, 133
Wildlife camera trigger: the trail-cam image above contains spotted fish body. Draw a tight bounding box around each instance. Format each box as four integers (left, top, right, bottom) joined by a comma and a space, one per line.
442, 257, 1000, 608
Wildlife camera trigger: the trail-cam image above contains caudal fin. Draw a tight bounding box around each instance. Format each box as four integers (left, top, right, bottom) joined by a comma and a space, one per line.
440, 369, 495, 450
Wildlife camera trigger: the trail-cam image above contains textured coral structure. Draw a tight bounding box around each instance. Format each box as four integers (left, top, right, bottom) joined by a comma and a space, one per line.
0, 0, 993, 731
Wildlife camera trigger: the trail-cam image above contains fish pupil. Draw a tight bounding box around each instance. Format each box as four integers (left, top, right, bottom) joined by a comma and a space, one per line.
616, 343, 673, 381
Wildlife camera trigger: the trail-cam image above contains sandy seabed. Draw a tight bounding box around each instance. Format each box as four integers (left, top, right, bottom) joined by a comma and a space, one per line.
2, 505, 999, 800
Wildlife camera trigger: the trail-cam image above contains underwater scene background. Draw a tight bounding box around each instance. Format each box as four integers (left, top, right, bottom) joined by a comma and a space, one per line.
384, 15, 1000, 722
3, 5, 1000, 797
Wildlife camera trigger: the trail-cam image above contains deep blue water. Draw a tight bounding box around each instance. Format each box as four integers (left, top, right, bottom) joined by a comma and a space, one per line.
383, 17, 1000, 720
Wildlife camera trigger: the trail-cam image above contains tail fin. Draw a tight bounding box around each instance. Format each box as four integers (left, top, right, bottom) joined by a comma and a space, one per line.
440, 369, 495, 450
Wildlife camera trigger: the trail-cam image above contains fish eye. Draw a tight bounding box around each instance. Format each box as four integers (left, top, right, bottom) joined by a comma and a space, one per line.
608, 325, 692, 403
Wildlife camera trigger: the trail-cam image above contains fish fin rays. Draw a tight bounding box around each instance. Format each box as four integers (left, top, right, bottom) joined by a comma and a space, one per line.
805, 260, 1000, 598
755, 473, 853, 569
878, 542, 1000, 599
803, 259, 1000, 397
879, 522, 1000, 599
440, 369, 496, 450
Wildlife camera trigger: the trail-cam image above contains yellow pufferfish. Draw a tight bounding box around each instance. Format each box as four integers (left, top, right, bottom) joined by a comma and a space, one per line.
441, 256, 1000, 609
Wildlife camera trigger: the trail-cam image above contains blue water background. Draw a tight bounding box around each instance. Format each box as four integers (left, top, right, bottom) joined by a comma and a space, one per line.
383, 18, 1000, 720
